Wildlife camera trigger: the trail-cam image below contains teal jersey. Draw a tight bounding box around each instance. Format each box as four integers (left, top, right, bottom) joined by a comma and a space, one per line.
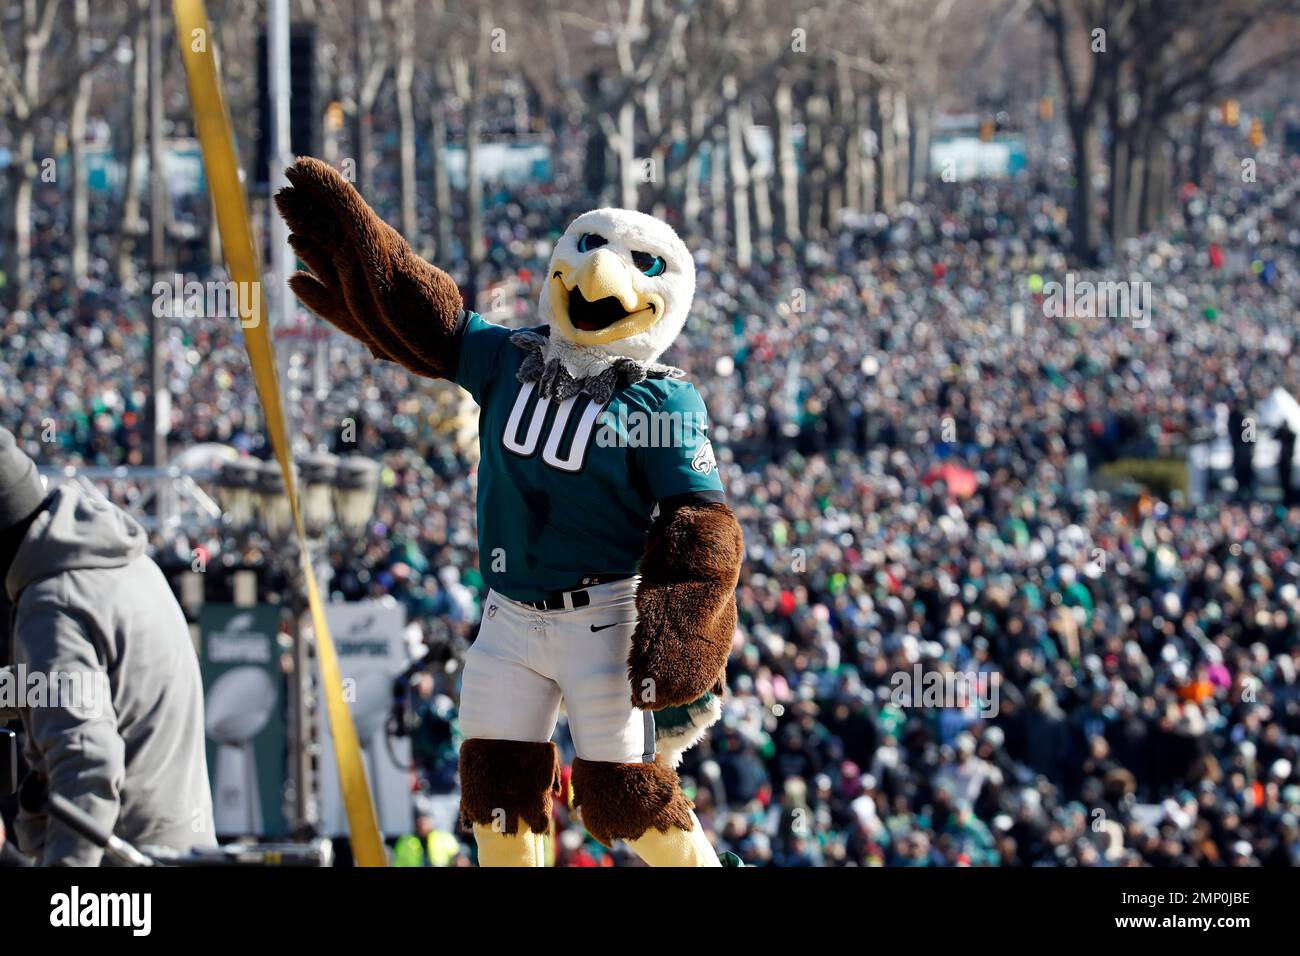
454, 312, 725, 602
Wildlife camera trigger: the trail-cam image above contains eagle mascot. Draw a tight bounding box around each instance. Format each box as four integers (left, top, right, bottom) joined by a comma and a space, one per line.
276, 158, 742, 867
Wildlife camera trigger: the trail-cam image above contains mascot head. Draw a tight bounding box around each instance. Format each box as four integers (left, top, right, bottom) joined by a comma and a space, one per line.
539, 209, 696, 373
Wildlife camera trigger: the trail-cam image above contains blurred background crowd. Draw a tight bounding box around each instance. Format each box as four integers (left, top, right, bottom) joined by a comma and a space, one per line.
3, 0, 1300, 866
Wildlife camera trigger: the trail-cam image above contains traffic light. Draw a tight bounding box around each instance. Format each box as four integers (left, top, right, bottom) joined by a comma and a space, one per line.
1038, 97, 1054, 122
1222, 99, 1240, 126
325, 101, 344, 133
255, 24, 319, 189
1249, 118, 1265, 149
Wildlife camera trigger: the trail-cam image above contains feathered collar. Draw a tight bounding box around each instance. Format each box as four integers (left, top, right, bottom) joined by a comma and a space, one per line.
510, 328, 682, 405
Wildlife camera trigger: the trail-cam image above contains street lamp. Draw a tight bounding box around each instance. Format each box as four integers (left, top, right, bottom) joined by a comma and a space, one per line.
255, 459, 294, 543
212, 452, 381, 836
333, 457, 381, 541
297, 454, 338, 539
216, 454, 380, 544
216, 459, 259, 532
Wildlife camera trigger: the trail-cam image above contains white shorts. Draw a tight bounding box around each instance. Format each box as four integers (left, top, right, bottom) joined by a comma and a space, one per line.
458, 578, 656, 764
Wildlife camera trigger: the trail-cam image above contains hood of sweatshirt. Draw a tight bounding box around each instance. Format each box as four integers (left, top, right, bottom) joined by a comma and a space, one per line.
4, 479, 147, 601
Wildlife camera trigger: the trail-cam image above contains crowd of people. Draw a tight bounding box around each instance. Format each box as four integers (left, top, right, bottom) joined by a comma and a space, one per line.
3, 112, 1300, 867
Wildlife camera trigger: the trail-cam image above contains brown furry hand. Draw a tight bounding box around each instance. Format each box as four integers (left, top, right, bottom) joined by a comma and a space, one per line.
273, 157, 465, 379
628, 502, 743, 710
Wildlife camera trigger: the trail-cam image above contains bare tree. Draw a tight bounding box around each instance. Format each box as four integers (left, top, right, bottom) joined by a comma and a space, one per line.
773, 68, 800, 243
1106, 0, 1300, 243
0, 0, 141, 307
544, 0, 745, 211
449, 7, 490, 303
116, 0, 149, 283
352, 0, 389, 191
426, 52, 455, 262
395, 0, 417, 236
1036, 0, 1128, 265
1038, 0, 1300, 262
69, 0, 92, 285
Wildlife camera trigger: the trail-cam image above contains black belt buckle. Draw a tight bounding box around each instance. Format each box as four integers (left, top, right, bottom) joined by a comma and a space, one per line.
526, 589, 593, 612
520, 574, 632, 611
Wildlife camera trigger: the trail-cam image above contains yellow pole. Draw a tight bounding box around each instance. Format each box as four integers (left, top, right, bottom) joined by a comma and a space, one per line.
171, 0, 386, 866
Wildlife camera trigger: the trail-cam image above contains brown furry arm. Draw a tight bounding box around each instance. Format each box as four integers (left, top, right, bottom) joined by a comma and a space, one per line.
628, 501, 743, 711
273, 157, 464, 379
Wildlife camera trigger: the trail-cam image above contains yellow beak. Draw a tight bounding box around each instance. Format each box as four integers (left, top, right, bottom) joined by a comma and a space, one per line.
550, 249, 665, 346
572, 249, 640, 311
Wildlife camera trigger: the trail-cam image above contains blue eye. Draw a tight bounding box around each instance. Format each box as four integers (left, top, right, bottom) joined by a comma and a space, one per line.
577, 233, 607, 253
632, 251, 666, 277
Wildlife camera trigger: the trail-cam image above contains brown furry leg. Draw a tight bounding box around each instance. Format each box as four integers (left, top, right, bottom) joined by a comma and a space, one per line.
458, 739, 560, 835
571, 756, 694, 847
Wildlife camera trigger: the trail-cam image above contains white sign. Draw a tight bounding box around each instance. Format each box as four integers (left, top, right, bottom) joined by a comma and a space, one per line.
315, 599, 413, 838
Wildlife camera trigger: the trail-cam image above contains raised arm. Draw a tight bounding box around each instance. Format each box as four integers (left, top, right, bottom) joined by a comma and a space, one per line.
273, 157, 464, 380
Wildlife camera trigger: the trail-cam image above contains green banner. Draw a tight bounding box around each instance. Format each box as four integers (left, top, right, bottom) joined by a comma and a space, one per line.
198, 604, 287, 837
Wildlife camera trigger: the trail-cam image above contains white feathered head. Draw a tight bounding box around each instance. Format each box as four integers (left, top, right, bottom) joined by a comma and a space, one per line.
539, 208, 696, 371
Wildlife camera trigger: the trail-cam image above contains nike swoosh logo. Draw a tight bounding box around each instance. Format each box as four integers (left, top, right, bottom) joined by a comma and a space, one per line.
590, 623, 622, 632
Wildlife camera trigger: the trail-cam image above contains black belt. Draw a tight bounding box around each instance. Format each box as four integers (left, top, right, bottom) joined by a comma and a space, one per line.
518, 574, 630, 611
520, 592, 591, 612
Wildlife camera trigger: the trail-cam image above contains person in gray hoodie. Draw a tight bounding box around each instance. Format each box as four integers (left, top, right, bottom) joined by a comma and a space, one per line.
0, 426, 215, 865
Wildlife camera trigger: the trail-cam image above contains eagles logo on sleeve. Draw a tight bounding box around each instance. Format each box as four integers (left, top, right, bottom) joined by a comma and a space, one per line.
691, 440, 718, 476
276, 161, 743, 867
